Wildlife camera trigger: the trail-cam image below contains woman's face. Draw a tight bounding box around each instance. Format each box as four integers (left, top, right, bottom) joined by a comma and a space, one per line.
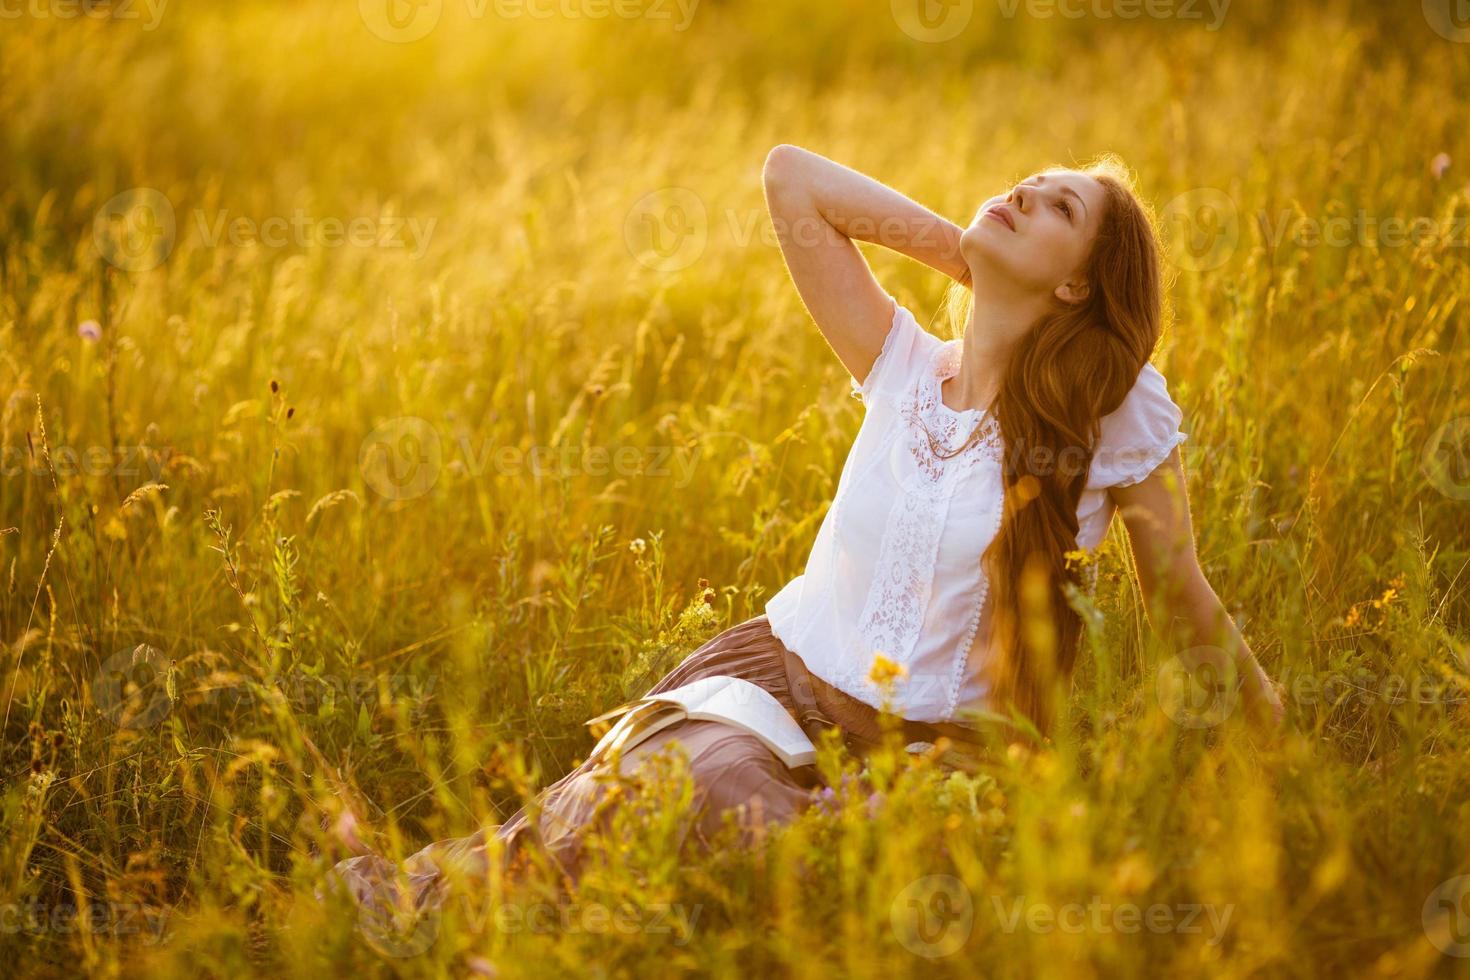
960, 169, 1107, 305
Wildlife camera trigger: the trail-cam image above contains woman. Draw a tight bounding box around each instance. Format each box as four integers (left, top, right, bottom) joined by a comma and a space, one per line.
325, 145, 1286, 915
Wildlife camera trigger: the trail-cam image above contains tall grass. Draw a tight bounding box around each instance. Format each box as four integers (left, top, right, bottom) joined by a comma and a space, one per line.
1, 1, 1468, 976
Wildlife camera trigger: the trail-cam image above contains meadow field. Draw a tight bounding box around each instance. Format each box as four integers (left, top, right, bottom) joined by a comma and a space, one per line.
2, 0, 1469, 976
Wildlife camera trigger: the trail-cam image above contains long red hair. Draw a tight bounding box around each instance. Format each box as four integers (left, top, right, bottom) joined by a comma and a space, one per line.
955, 155, 1167, 740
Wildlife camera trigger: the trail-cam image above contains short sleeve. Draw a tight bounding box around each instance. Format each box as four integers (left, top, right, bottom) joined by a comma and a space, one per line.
848, 295, 943, 407
1087, 363, 1189, 489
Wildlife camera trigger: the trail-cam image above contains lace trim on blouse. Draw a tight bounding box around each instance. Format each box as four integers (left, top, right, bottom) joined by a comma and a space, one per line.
854, 338, 1003, 717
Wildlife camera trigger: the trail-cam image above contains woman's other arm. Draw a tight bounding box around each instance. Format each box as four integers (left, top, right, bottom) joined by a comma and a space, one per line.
1111, 448, 1287, 732
762, 144, 971, 383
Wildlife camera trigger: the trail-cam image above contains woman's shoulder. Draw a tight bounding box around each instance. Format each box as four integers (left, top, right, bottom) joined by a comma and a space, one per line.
848, 295, 945, 407
1088, 362, 1189, 489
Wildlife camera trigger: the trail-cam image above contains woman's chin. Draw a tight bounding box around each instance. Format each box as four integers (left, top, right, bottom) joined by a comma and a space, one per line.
962, 242, 1015, 282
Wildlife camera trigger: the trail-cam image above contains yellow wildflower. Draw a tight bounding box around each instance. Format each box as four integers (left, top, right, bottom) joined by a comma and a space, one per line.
868, 651, 907, 687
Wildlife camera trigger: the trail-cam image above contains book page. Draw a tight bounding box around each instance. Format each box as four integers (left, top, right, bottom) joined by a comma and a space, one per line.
585, 675, 817, 770
650, 676, 815, 766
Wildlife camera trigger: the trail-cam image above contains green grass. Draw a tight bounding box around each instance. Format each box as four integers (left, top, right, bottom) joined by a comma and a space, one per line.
1, 1, 1468, 976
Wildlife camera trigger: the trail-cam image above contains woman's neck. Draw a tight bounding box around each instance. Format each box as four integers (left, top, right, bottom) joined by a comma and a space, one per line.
942, 297, 1034, 414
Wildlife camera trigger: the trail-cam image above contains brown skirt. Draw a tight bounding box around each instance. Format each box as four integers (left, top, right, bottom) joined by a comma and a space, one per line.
323, 614, 983, 911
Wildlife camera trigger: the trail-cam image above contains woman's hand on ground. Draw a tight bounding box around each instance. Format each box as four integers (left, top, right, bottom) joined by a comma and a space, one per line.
1241, 665, 1286, 733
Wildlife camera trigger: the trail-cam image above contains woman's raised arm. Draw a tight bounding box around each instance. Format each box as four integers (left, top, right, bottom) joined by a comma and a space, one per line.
761, 144, 971, 384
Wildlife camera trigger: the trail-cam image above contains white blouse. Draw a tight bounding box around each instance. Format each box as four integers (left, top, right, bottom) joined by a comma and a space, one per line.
765, 294, 1189, 723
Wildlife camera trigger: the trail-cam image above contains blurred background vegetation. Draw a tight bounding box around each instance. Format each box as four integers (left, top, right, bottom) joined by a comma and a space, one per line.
1, 0, 1468, 976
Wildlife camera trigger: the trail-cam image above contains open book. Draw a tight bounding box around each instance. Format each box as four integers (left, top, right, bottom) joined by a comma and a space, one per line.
584, 674, 817, 770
